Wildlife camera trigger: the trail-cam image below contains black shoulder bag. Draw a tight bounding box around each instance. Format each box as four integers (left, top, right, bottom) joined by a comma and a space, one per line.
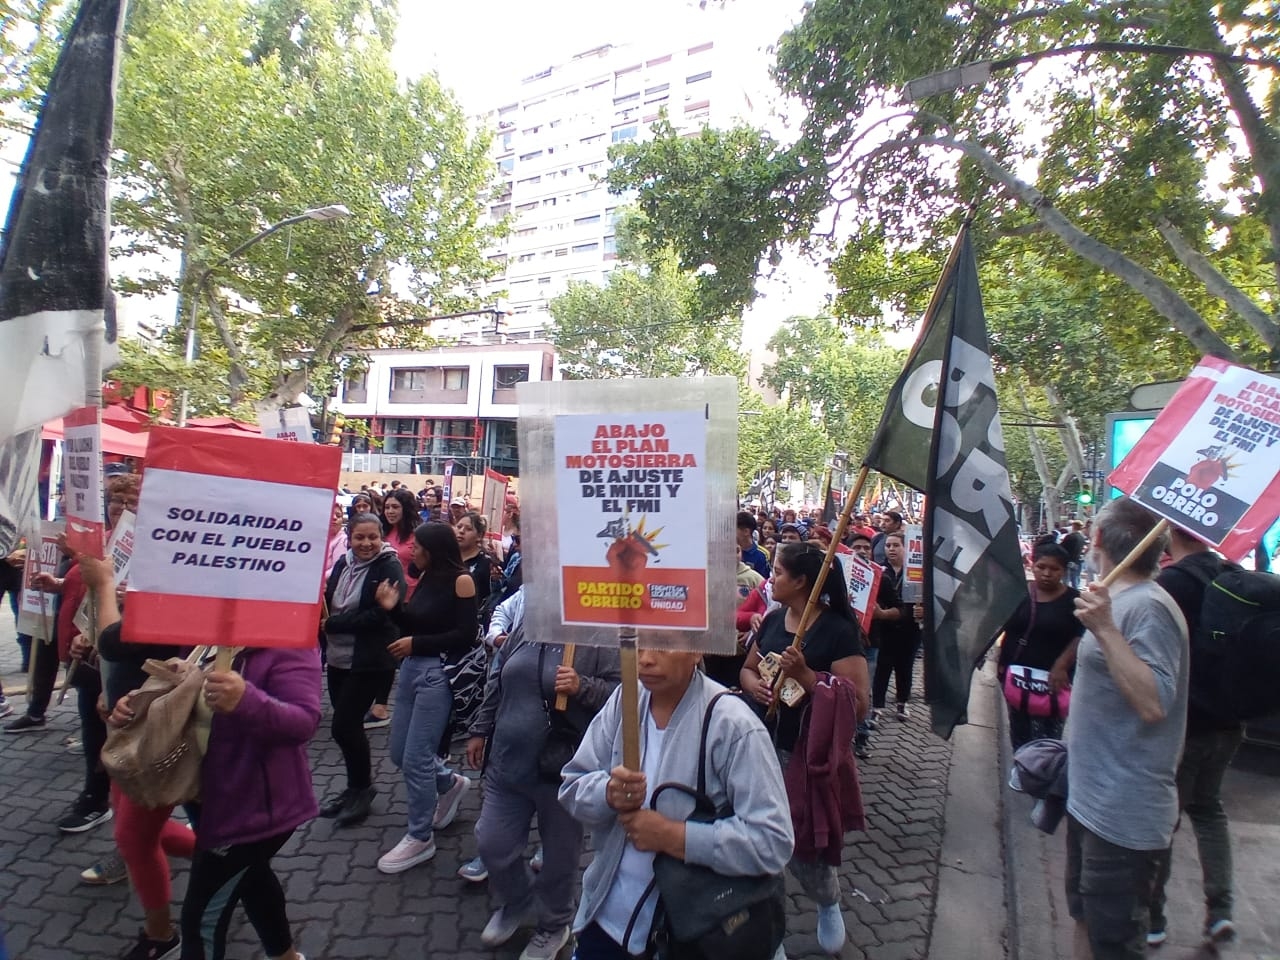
536, 642, 584, 783
623, 691, 786, 960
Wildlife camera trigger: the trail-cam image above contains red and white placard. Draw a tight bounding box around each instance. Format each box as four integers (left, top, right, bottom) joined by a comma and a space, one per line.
63, 405, 105, 558
1109, 357, 1280, 561
838, 551, 884, 637
123, 427, 341, 648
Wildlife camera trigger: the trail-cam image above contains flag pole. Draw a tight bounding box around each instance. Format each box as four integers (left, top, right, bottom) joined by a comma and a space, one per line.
819, 466, 832, 511
554, 643, 577, 711
766, 464, 870, 717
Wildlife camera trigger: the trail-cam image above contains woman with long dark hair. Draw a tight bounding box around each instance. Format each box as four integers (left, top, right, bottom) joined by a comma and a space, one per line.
455, 511, 493, 612
381, 489, 420, 572
377, 522, 479, 874
740, 541, 870, 957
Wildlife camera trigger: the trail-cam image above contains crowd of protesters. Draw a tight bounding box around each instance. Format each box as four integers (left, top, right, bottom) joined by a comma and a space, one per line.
0, 464, 1257, 960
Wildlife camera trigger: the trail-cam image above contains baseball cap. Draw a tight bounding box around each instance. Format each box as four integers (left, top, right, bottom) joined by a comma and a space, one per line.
450, 496, 467, 506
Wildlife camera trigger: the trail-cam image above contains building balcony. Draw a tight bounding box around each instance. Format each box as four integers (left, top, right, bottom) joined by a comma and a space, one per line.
388, 387, 469, 404
491, 386, 519, 405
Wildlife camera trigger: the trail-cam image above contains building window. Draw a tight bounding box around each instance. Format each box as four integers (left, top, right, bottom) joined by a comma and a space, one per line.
517, 174, 542, 186
688, 41, 714, 55
516, 201, 538, 212
391, 368, 429, 391
686, 70, 712, 85
499, 131, 514, 152
611, 125, 638, 143
575, 214, 601, 226
555, 247, 569, 257
443, 368, 469, 391
543, 197, 557, 207
647, 54, 672, 67
494, 365, 530, 388
343, 371, 368, 403
497, 157, 514, 174
382, 417, 420, 455
515, 226, 537, 237
684, 99, 710, 113
517, 252, 536, 262
613, 93, 640, 106
604, 235, 617, 255
572, 242, 598, 254
538, 276, 552, 286
645, 83, 669, 96
490, 203, 510, 219
580, 133, 605, 146
519, 149, 543, 162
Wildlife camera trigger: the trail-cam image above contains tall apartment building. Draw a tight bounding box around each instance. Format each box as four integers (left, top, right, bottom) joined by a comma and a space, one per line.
436, 31, 769, 344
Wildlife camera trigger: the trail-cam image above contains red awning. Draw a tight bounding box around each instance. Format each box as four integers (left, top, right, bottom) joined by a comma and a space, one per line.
41, 418, 150, 458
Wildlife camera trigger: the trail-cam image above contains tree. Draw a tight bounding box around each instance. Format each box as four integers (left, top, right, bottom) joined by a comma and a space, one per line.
102, 0, 501, 415
738, 389, 833, 493
608, 1, 1280, 368
760, 315, 908, 459
549, 248, 745, 379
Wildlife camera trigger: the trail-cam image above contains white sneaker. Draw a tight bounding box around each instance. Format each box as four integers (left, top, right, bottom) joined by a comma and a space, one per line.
530, 844, 544, 872
816, 903, 846, 956
377, 835, 436, 874
433, 773, 471, 830
481, 904, 536, 948
1008, 766, 1024, 792
520, 925, 571, 960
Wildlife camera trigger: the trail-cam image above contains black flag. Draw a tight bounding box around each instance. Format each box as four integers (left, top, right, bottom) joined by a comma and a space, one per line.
863, 229, 1024, 737
0, 0, 124, 553
821, 482, 837, 525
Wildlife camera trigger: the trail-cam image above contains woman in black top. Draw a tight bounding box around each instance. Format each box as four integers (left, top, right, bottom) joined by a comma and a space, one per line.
455, 511, 493, 614
739, 541, 869, 955
871, 531, 922, 720
997, 542, 1082, 749
376, 522, 479, 875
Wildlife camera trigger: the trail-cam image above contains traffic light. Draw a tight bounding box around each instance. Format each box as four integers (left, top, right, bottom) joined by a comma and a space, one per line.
1077, 489, 1093, 506
328, 413, 345, 446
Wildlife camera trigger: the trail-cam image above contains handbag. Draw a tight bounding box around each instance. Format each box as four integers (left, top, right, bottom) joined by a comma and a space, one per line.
101, 646, 210, 809
1001, 586, 1071, 719
625, 692, 786, 960
443, 637, 489, 739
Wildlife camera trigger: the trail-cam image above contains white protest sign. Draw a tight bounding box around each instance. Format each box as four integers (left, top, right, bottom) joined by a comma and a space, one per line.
257, 404, 315, 443
74, 510, 135, 635
18, 521, 62, 640
63, 405, 105, 558
903, 522, 925, 603
837, 551, 884, 637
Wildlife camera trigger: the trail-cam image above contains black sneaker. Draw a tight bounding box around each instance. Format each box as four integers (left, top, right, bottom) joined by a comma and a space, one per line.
4, 713, 47, 734
896, 704, 910, 721
319, 788, 355, 819
335, 786, 376, 828
57, 792, 113, 833
120, 928, 179, 960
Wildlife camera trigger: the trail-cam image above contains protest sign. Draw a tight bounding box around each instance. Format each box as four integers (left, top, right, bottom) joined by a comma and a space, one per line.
555, 411, 709, 629
123, 427, 341, 648
517, 377, 737, 653
18, 521, 62, 640
1109, 357, 1280, 561
257, 404, 314, 443
74, 509, 134, 634
903, 522, 925, 603
837, 551, 883, 636
63, 405, 105, 557
479, 468, 509, 552
442, 459, 456, 504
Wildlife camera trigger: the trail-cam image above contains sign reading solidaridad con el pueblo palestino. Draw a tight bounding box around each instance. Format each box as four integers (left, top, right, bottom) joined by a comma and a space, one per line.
554, 411, 708, 630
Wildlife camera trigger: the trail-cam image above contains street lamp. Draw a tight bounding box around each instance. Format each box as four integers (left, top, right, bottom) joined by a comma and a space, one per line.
904, 42, 1279, 101
177, 203, 352, 426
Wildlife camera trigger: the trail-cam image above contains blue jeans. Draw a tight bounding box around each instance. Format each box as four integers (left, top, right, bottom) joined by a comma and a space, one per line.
1067, 562, 1082, 590
389, 657, 456, 841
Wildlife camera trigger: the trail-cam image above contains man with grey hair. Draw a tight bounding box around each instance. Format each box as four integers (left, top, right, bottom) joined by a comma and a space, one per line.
1065, 497, 1189, 960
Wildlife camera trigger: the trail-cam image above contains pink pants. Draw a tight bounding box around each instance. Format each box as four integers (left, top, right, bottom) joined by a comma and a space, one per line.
111, 784, 196, 911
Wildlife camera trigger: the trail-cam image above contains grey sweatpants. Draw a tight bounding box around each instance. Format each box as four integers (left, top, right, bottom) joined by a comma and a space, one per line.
475, 777, 584, 930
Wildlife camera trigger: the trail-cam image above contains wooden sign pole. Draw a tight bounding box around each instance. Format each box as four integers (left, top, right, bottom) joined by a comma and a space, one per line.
1097, 519, 1170, 588
554, 643, 577, 711
618, 628, 640, 770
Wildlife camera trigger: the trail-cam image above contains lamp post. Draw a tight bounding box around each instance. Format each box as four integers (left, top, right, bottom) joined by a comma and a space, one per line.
177, 203, 352, 427
903, 42, 1279, 101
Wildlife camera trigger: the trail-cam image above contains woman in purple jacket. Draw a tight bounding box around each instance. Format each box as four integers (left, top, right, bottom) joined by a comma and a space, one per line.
180, 645, 322, 960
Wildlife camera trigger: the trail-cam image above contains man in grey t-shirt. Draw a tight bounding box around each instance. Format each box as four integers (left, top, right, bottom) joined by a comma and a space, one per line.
1066, 498, 1189, 960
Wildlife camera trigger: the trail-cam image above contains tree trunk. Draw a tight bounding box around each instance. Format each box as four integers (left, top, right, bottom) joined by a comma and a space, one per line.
1043, 383, 1086, 487
1018, 382, 1059, 530
258, 304, 357, 411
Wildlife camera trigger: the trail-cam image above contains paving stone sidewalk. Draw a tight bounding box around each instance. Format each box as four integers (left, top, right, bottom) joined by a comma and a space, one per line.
0, 627, 957, 960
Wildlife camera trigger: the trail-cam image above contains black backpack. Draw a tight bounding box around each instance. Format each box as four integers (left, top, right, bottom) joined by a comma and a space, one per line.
1176, 555, 1280, 724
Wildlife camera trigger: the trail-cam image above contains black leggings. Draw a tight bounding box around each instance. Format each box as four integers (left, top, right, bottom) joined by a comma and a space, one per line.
327, 666, 391, 790
75, 671, 109, 804
872, 629, 920, 709
180, 829, 294, 960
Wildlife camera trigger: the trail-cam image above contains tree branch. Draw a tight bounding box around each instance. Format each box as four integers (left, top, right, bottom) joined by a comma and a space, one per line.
200, 292, 249, 401
869, 130, 1239, 360
260, 303, 358, 410
1155, 218, 1279, 350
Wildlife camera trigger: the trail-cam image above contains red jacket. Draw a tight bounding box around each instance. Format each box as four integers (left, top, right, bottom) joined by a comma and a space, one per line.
735, 582, 768, 634
784, 674, 865, 865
